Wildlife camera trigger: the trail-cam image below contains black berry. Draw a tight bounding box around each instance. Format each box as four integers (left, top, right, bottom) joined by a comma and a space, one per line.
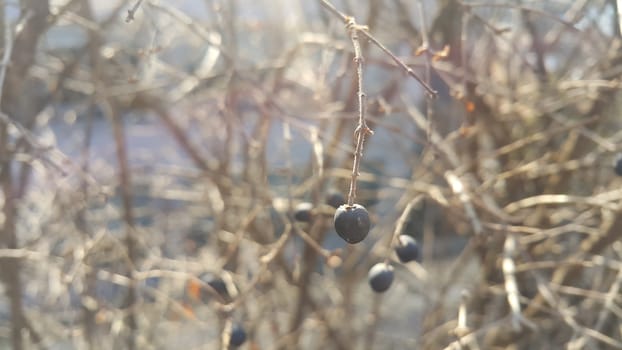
333, 204, 370, 244
230, 323, 247, 347
198, 273, 228, 301
615, 153, 622, 176
293, 202, 313, 222
368, 262, 394, 293
395, 235, 420, 263
326, 191, 346, 209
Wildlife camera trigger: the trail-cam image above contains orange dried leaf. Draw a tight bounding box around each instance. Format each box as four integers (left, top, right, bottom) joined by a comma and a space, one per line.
187, 279, 202, 301
465, 101, 476, 113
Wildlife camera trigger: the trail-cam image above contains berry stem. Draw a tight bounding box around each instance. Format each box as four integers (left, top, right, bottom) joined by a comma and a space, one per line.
386, 195, 423, 253
318, 0, 438, 206
346, 18, 370, 207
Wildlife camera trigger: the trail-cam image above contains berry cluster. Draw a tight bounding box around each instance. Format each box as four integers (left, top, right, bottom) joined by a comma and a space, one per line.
366, 235, 421, 293
329, 191, 421, 293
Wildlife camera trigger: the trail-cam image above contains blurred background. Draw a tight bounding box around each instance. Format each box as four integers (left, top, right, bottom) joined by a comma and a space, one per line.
1, 0, 622, 349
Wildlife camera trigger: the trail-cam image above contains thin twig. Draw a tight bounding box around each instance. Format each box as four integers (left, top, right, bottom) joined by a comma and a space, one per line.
415, 0, 434, 138
319, 0, 437, 98
461, 1, 580, 30
362, 31, 437, 98
384, 195, 423, 262
125, 0, 144, 23
456, 290, 470, 336
345, 17, 372, 206
502, 234, 520, 332
0, 8, 14, 106
0, 112, 106, 195
569, 267, 622, 349
502, 233, 536, 331
102, 99, 138, 350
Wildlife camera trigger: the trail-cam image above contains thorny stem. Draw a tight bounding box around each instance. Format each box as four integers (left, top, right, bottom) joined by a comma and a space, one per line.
346, 19, 371, 206
318, 0, 437, 204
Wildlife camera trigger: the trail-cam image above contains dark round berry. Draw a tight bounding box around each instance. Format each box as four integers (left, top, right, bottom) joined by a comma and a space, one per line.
326, 191, 346, 209
293, 202, 313, 222
395, 235, 420, 263
333, 204, 370, 244
230, 324, 247, 347
198, 273, 228, 301
615, 153, 622, 176
368, 262, 394, 293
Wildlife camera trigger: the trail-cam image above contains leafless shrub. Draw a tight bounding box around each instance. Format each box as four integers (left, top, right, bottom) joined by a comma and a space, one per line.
0, 0, 621, 349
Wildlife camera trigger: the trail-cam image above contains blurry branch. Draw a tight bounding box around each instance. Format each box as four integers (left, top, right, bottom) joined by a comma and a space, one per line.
444, 172, 483, 235
220, 318, 233, 350
12, 2, 127, 202
481, 116, 601, 166
346, 15, 372, 206
415, 0, 435, 140
147, 2, 233, 62
0, 5, 14, 105
218, 222, 294, 314
525, 257, 622, 349
0, 112, 107, 195
548, 113, 616, 152
466, 10, 537, 73
151, 101, 219, 173
521, 10, 547, 80
0, 1, 49, 348
461, 1, 581, 30
102, 99, 139, 350
126, 0, 144, 23
405, 101, 485, 235
78, 0, 107, 346
569, 267, 622, 349
501, 233, 535, 331
454, 290, 470, 337
318, 0, 438, 97
4, 1, 49, 99
292, 224, 337, 264
384, 195, 424, 258
443, 315, 515, 350
504, 194, 619, 213
514, 255, 622, 273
